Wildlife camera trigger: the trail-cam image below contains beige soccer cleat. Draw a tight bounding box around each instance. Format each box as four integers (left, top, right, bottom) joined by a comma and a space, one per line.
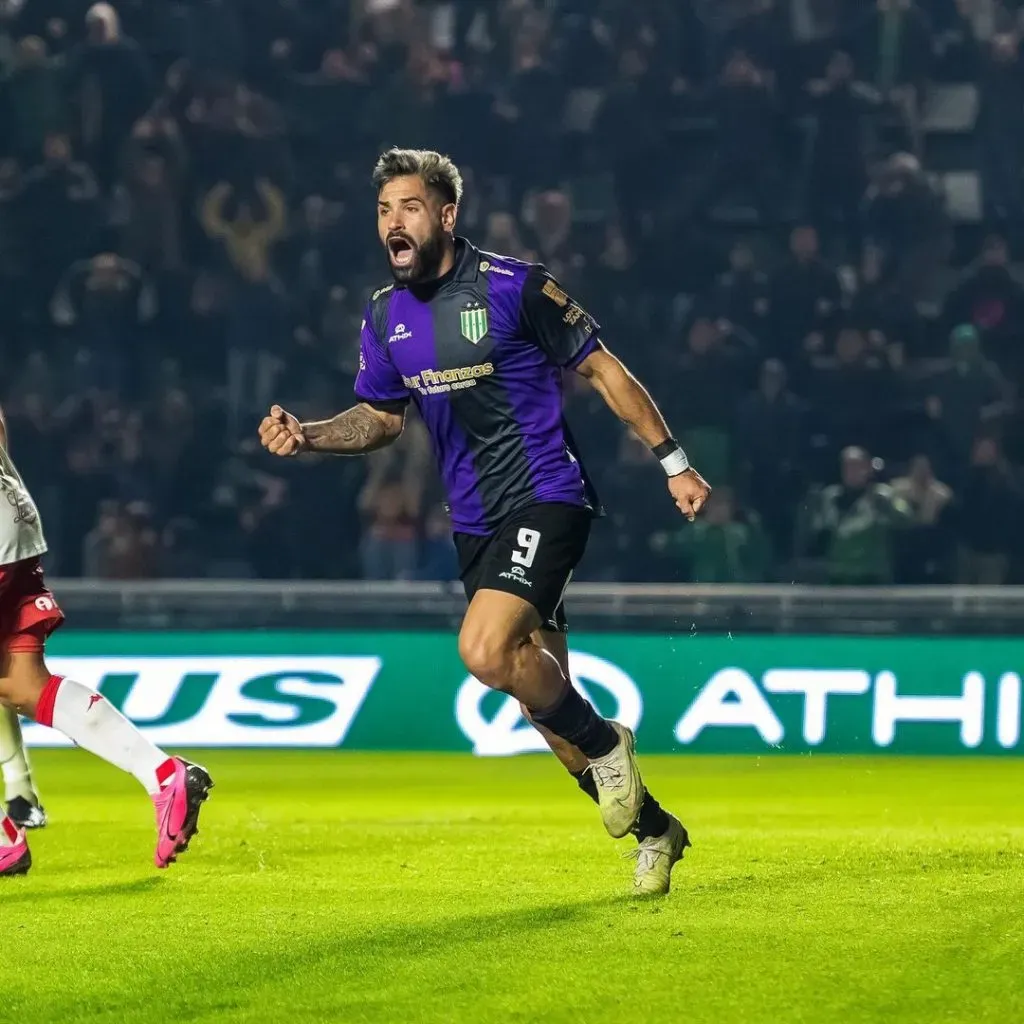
630, 814, 691, 896
589, 722, 645, 838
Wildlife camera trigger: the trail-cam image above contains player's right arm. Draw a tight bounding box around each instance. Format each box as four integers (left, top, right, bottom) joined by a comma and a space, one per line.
259, 402, 404, 456
260, 296, 410, 458
0, 403, 7, 452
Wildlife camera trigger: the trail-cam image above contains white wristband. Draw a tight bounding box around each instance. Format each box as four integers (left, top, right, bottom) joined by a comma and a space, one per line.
660, 448, 690, 477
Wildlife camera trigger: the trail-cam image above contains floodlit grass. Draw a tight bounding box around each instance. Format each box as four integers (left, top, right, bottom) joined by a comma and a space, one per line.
4, 752, 1023, 1023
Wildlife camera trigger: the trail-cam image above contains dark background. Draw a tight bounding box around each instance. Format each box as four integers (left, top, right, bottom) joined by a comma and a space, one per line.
4, 0, 1024, 586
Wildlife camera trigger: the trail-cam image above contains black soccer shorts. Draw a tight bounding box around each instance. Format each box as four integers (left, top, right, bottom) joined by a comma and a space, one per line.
454, 502, 592, 632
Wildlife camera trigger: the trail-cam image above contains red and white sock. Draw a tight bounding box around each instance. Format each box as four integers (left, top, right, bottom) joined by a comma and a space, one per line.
35, 676, 175, 796
0, 814, 20, 846
0, 705, 39, 804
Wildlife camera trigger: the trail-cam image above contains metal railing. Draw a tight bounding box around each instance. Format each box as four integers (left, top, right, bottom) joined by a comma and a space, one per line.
48, 580, 1024, 635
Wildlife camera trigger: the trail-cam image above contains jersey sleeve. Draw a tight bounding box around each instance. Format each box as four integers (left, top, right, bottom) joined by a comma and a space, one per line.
354, 307, 410, 408
519, 267, 601, 369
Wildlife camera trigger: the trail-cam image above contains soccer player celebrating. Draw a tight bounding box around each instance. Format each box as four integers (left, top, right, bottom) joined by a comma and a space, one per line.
0, 406, 213, 876
259, 149, 710, 895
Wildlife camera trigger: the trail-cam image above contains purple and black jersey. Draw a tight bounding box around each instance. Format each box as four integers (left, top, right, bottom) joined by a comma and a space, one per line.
355, 238, 602, 535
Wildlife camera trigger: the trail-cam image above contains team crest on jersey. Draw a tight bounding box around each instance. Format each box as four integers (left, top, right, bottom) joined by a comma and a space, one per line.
460, 304, 489, 344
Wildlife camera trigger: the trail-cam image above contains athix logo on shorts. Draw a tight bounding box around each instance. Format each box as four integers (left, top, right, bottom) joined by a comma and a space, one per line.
388, 323, 413, 343
498, 565, 532, 587
402, 362, 494, 396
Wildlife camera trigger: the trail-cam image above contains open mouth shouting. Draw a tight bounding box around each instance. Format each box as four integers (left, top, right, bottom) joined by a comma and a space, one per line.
387, 234, 416, 269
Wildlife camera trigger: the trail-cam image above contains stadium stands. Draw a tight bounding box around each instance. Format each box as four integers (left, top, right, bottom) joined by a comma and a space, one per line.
2, 0, 1023, 584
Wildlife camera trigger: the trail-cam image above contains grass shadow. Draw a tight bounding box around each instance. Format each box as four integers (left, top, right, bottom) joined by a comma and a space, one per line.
2, 874, 163, 905
27, 893, 632, 1021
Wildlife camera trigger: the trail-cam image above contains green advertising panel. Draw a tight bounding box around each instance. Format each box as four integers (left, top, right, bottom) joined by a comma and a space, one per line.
20, 631, 1023, 755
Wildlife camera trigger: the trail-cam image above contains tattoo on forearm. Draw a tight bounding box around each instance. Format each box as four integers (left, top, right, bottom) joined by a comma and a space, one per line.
303, 406, 397, 454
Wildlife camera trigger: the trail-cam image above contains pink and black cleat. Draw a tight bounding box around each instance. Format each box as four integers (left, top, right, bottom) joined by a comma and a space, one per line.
152, 757, 214, 869
0, 817, 31, 876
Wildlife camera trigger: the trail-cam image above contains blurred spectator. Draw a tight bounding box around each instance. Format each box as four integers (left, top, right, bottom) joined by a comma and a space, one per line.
736, 358, 804, 559
50, 252, 157, 395
849, 244, 919, 357
692, 50, 782, 224
68, 3, 155, 188
799, 445, 913, 583
594, 432, 677, 582
287, 194, 359, 329
852, 0, 933, 153
114, 119, 188, 275
943, 234, 1024, 376
20, 133, 100, 316
160, 517, 206, 578
200, 177, 289, 437
358, 473, 419, 581
862, 152, 949, 305
954, 435, 1021, 584
522, 189, 583, 286
924, 324, 1014, 479
676, 316, 751, 485
977, 33, 1024, 229
722, 0, 789, 80
483, 211, 536, 264
805, 50, 881, 247
769, 224, 841, 363
4, 35, 66, 162
808, 324, 903, 465
200, 177, 287, 284
711, 240, 771, 338
418, 505, 459, 581
84, 499, 160, 578
654, 485, 770, 582
890, 453, 954, 581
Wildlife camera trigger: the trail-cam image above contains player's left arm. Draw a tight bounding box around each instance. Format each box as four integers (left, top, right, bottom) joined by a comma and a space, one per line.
519, 267, 710, 520
0, 403, 7, 452
575, 344, 710, 520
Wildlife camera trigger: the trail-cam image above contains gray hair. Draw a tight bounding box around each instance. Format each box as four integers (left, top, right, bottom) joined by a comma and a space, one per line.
371, 148, 463, 207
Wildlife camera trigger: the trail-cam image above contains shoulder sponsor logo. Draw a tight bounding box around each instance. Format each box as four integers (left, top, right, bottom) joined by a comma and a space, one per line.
480, 260, 514, 277
542, 279, 569, 307
457, 651, 643, 756
388, 322, 413, 344
563, 304, 585, 326
22, 656, 382, 748
372, 284, 394, 301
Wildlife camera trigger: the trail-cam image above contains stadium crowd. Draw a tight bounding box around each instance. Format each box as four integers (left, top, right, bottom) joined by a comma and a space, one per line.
3, 0, 1024, 584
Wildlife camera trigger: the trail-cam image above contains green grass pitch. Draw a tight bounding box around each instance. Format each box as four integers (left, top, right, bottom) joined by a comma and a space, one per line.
3, 752, 1023, 1024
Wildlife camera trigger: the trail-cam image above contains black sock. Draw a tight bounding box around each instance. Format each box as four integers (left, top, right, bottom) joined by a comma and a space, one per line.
531, 686, 618, 759
571, 770, 670, 843
572, 768, 599, 805
631, 790, 670, 842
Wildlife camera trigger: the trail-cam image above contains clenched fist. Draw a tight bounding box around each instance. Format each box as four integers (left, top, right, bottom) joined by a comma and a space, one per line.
668, 467, 711, 522
259, 405, 307, 456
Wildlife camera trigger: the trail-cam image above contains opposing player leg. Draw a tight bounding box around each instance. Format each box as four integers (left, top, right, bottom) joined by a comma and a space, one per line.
0, 810, 30, 876
0, 704, 46, 828
0, 643, 212, 869
524, 630, 691, 894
